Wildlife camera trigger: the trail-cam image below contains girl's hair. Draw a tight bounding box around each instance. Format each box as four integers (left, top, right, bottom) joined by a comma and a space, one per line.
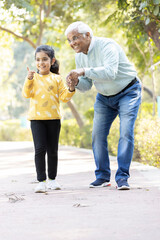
35, 45, 59, 74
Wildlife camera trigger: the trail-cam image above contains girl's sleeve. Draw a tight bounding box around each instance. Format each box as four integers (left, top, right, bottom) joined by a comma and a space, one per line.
22, 77, 34, 98
58, 76, 75, 103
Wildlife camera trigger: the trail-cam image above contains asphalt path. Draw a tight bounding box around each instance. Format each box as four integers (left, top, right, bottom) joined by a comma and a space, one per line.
0, 141, 160, 240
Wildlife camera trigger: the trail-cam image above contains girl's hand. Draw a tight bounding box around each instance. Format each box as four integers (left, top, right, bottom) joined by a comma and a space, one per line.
66, 76, 75, 92
27, 67, 35, 80
66, 68, 84, 87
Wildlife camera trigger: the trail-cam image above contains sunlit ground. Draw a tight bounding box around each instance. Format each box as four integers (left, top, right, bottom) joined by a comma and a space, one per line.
0, 141, 160, 189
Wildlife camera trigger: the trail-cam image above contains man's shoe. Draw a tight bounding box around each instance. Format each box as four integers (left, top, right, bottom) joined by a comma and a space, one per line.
117, 178, 130, 190
47, 179, 61, 190
89, 178, 111, 188
34, 181, 46, 193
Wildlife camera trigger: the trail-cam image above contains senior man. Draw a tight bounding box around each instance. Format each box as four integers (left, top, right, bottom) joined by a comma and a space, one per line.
65, 21, 141, 190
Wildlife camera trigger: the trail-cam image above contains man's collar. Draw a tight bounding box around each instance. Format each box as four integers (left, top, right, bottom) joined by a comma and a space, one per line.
87, 36, 95, 54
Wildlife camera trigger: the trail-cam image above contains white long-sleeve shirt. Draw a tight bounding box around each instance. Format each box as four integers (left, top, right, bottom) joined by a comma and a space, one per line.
76, 37, 137, 96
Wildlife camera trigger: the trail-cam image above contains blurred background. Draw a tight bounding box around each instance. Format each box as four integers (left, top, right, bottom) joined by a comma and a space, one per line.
0, 0, 160, 168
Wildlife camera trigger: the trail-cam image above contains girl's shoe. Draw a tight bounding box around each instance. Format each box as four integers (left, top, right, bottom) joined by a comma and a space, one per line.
47, 179, 61, 190
34, 181, 46, 193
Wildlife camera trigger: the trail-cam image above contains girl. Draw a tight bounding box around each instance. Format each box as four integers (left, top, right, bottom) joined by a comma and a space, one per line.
22, 45, 75, 193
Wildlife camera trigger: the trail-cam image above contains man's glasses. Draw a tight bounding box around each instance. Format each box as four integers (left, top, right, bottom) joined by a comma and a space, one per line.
67, 35, 83, 44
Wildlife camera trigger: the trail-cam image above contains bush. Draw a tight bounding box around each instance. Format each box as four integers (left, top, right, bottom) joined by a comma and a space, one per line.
139, 102, 157, 118
0, 119, 32, 141
59, 118, 92, 149
60, 108, 120, 154
60, 119, 81, 147
107, 117, 119, 156
134, 117, 160, 168
60, 104, 160, 169
1, 101, 160, 169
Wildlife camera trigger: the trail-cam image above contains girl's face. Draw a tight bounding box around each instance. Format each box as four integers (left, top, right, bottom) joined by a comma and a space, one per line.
35, 51, 55, 75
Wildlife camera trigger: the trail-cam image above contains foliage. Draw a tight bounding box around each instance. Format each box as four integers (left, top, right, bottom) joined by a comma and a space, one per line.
0, 0, 91, 48
60, 103, 160, 169
1, 0, 160, 121
0, 0, 160, 145
0, 119, 32, 141
107, 118, 119, 156
102, 0, 160, 80
139, 101, 158, 117
134, 117, 160, 168
0, 101, 160, 168
134, 102, 159, 167
111, 0, 160, 43
59, 118, 92, 149
84, 107, 94, 124
60, 107, 120, 155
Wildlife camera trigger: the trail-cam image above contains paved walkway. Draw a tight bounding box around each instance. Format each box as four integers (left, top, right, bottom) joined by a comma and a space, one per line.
0, 141, 160, 240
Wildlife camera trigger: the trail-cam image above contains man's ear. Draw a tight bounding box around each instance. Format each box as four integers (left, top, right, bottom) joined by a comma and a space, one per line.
86, 32, 91, 38
52, 58, 56, 65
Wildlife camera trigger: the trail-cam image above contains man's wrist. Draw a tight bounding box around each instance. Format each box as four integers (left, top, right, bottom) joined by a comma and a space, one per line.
80, 68, 85, 76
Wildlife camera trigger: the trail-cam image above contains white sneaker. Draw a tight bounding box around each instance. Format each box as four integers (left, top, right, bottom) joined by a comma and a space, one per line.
34, 181, 46, 193
47, 179, 61, 190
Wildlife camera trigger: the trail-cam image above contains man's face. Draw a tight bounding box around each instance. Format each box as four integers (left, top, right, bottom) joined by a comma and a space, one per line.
67, 30, 91, 54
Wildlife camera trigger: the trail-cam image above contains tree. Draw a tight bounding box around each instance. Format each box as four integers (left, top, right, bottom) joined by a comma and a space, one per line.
102, 0, 160, 108
1, 0, 160, 121
113, 0, 160, 50
0, 0, 85, 126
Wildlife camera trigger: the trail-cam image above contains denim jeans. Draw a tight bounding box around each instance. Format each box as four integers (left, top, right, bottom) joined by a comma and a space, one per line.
31, 120, 61, 182
92, 80, 142, 183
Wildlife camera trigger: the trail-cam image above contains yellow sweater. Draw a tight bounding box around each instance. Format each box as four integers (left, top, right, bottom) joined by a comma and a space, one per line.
22, 72, 75, 120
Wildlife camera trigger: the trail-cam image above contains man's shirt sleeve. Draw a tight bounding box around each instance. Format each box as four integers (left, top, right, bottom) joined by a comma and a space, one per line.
75, 55, 93, 92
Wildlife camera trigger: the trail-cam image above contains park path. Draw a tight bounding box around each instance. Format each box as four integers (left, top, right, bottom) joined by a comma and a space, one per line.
0, 141, 160, 240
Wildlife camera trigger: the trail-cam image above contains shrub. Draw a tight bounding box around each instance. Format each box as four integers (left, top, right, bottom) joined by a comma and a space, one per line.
0, 119, 32, 141
0, 101, 160, 169
107, 117, 119, 156
134, 117, 160, 168
60, 104, 160, 169
60, 119, 81, 147
59, 118, 92, 149
139, 102, 157, 118
60, 108, 120, 154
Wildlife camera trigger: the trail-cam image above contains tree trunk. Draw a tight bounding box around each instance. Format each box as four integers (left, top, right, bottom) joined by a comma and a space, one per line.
67, 100, 84, 128
148, 37, 157, 116
143, 85, 156, 101
145, 21, 160, 51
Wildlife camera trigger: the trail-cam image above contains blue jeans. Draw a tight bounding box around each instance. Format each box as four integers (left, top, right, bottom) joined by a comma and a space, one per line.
92, 80, 142, 183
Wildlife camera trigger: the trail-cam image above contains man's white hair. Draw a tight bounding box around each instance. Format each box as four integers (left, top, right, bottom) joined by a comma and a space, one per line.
65, 21, 93, 37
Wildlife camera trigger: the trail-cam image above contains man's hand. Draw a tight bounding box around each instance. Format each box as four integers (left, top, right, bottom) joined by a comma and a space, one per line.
66, 68, 84, 87
27, 67, 35, 80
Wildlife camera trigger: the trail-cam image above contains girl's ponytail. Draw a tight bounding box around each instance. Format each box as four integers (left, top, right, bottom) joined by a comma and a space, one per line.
50, 59, 59, 74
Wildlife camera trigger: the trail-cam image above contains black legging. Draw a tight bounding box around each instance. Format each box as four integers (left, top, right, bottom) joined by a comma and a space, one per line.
31, 120, 61, 182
